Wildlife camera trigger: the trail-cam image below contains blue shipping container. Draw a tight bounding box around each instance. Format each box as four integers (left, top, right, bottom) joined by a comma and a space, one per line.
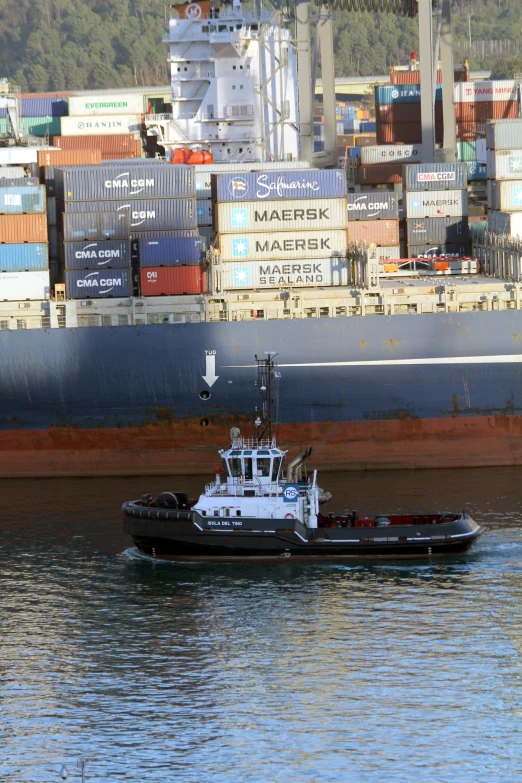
139, 237, 206, 267
59, 198, 198, 232
213, 169, 347, 203
0, 243, 49, 272
0, 97, 68, 118
466, 161, 487, 181
402, 162, 467, 191
360, 121, 377, 132
63, 240, 131, 270
0, 185, 46, 214
375, 85, 442, 105
65, 269, 131, 298
348, 147, 361, 159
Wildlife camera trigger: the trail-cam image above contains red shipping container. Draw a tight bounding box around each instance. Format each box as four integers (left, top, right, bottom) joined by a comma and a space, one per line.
454, 100, 518, 122
0, 214, 48, 244
376, 103, 443, 124
348, 219, 399, 245
377, 122, 443, 145
456, 122, 482, 141
357, 163, 403, 185
139, 266, 206, 296
37, 149, 102, 167
390, 66, 468, 84
53, 135, 140, 154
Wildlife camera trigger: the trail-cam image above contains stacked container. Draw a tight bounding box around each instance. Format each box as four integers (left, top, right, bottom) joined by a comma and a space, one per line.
347, 192, 400, 257
374, 84, 443, 146
486, 119, 522, 238
403, 163, 470, 259
211, 169, 349, 291
53, 135, 142, 160
454, 81, 519, 142
0, 96, 67, 138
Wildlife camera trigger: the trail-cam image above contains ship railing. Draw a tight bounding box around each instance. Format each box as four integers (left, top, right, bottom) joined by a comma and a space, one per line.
144, 113, 172, 123
231, 437, 276, 449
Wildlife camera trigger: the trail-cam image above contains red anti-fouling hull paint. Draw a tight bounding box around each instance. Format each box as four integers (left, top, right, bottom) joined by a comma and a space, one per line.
139, 266, 206, 295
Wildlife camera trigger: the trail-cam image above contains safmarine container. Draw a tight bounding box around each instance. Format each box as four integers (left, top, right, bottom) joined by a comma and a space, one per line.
0, 270, 50, 300
347, 193, 398, 221
62, 212, 130, 241
402, 163, 467, 191
138, 237, 205, 267
62, 240, 131, 270
196, 199, 213, 226
59, 198, 197, 231
55, 165, 194, 202
218, 229, 348, 262
407, 244, 470, 258
0, 214, 48, 243
406, 217, 469, 245
65, 269, 131, 298
215, 197, 348, 233
486, 119, 522, 150
68, 94, 144, 117
195, 161, 312, 198
466, 162, 487, 181
139, 266, 206, 295
404, 190, 468, 218
212, 169, 346, 203
489, 180, 522, 211
0, 243, 48, 272
360, 145, 421, 165
347, 220, 399, 245
0, 185, 46, 214
487, 149, 522, 180
60, 115, 143, 137
488, 210, 522, 236
219, 258, 349, 290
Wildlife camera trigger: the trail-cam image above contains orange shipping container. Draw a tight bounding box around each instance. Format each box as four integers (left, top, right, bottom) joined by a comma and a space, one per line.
139, 266, 206, 296
348, 220, 399, 245
355, 134, 376, 146
337, 134, 356, 147
357, 163, 403, 185
37, 149, 102, 167
53, 135, 140, 154
356, 110, 369, 120
0, 214, 48, 244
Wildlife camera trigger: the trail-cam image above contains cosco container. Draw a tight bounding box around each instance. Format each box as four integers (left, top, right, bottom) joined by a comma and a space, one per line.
196, 199, 213, 226
212, 169, 346, 203
55, 165, 194, 202
347, 220, 399, 245
65, 269, 131, 298
489, 180, 522, 211
68, 94, 144, 117
218, 229, 347, 262
139, 266, 206, 296
466, 162, 487, 181
0, 243, 48, 272
0, 214, 48, 243
59, 198, 197, 231
454, 80, 517, 104
347, 193, 398, 221
0, 270, 50, 300
215, 197, 348, 234
407, 244, 470, 258
360, 145, 421, 165
0, 185, 46, 214
62, 240, 131, 270
486, 119, 522, 150
219, 258, 349, 290
138, 237, 205, 267
486, 149, 522, 180
404, 190, 468, 218
402, 163, 467, 191
405, 217, 469, 245
62, 212, 130, 242
488, 210, 522, 236
60, 115, 143, 137
0, 167, 24, 179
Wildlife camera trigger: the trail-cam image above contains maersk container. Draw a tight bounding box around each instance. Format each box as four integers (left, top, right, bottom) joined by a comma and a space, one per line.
402, 163, 467, 191
55, 165, 195, 202
63, 240, 131, 270
218, 229, 347, 262
0, 185, 46, 214
347, 220, 399, 245
139, 266, 206, 296
374, 84, 442, 105
486, 149, 522, 180
65, 269, 131, 298
216, 197, 348, 234
68, 94, 144, 117
0, 270, 50, 301
59, 199, 197, 231
0, 167, 24, 179
360, 145, 421, 165
347, 193, 398, 221
486, 119, 522, 151
196, 199, 213, 226
489, 180, 522, 211
488, 210, 522, 236
404, 190, 468, 218
406, 217, 469, 245
212, 170, 346, 203
138, 237, 205, 267
466, 162, 487, 181
62, 212, 130, 242
219, 258, 349, 290
0, 243, 48, 272
60, 115, 143, 137
407, 244, 470, 259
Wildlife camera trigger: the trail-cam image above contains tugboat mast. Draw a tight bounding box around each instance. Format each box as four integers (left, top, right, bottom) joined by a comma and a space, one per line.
254, 352, 280, 443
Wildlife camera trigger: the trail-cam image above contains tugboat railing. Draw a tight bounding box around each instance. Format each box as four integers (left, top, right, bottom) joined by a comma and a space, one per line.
231, 436, 276, 449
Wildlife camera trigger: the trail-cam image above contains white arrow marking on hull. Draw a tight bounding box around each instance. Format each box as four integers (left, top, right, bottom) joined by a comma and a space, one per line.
203, 354, 219, 387
224, 354, 522, 368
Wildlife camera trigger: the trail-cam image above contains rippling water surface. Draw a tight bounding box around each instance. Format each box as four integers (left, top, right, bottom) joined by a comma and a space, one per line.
1, 468, 522, 782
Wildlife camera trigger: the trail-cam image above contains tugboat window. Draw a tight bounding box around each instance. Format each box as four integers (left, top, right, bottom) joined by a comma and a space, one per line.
272, 457, 282, 481
222, 458, 230, 476
256, 458, 271, 477
244, 457, 253, 480
230, 458, 242, 477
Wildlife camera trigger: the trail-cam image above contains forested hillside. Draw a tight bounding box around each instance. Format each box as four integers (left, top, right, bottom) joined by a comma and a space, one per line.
0, 0, 520, 93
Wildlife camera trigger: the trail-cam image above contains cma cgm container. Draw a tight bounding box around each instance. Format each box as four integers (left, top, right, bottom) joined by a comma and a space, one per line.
488, 210, 522, 236
62, 212, 130, 242
0, 177, 39, 188
139, 266, 206, 295
0, 185, 46, 214
407, 244, 470, 258
138, 237, 205, 267
347, 220, 399, 245
486, 119, 522, 151
55, 165, 194, 202
219, 258, 349, 290
402, 163, 467, 191
360, 145, 421, 165
489, 181, 522, 211
212, 169, 346, 203
218, 229, 347, 262
68, 94, 144, 117
347, 193, 398, 221
62, 240, 131, 270
60, 115, 143, 137
404, 190, 468, 218
0, 243, 48, 272
59, 199, 197, 231
215, 198, 348, 233
0, 214, 48, 243
0, 270, 50, 300
65, 269, 131, 298
405, 217, 469, 245
486, 150, 522, 180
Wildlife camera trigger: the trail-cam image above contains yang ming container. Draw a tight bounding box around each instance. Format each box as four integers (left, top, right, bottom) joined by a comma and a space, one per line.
0, 270, 50, 301
406, 217, 469, 245
62, 212, 130, 242
216, 197, 348, 233
489, 180, 522, 211
360, 145, 421, 165
347, 193, 398, 221
404, 190, 468, 218
59, 198, 197, 232
62, 240, 131, 270
407, 244, 470, 258
402, 163, 467, 191
138, 237, 205, 267
212, 169, 346, 203
487, 149, 522, 180
0, 185, 46, 214
65, 269, 131, 298
486, 119, 522, 150
488, 210, 522, 236
55, 165, 194, 202
218, 229, 347, 262
0, 214, 48, 243
219, 258, 349, 290
0, 243, 48, 272
347, 220, 399, 245
139, 266, 206, 296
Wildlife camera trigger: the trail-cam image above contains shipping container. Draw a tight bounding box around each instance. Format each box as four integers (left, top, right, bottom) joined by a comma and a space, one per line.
62, 240, 131, 270
486, 118, 522, 150
212, 169, 346, 203
49, 226, 58, 259
0, 117, 62, 136
0, 270, 50, 300
0, 177, 39, 188
0, 243, 48, 272
404, 190, 468, 218
488, 210, 522, 236
218, 229, 347, 262
466, 162, 487, 181
360, 145, 421, 165
48, 197, 57, 226
376, 103, 444, 124
0, 167, 24, 179
454, 100, 518, 123
215, 197, 348, 233
137, 237, 205, 267
377, 122, 444, 145
0, 214, 48, 243
198, 226, 214, 246
456, 122, 483, 142
375, 246, 401, 259
59, 198, 197, 232
407, 244, 470, 258
62, 211, 130, 242
402, 163, 467, 191
347, 220, 399, 245
60, 115, 143, 137
139, 266, 206, 296
65, 268, 131, 298
68, 94, 144, 117
454, 80, 517, 103
0, 148, 39, 166
219, 257, 349, 290
357, 163, 403, 185
0, 185, 46, 214
375, 84, 442, 104
405, 216, 469, 245
19, 97, 68, 116
38, 149, 102, 168
355, 134, 376, 147
489, 180, 522, 211
54, 165, 194, 202
457, 141, 478, 162
360, 121, 377, 132
487, 149, 522, 180
196, 199, 213, 226
347, 193, 398, 221
53, 135, 141, 154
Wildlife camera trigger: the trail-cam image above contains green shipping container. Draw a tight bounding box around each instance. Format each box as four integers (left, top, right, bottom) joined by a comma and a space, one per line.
457, 141, 477, 162
0, 116, 62, 137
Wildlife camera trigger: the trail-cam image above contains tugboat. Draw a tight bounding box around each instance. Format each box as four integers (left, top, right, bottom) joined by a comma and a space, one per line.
122, 354, 483, 562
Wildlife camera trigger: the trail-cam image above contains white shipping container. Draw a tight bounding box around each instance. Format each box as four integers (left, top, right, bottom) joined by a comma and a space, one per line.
219, 258, 349, 290
486, 119, 522, 150
195, 162, 313, 199
360, 145, 421, 165
215, 198, 348, 234
487, 149, 522, 180
0, 147, 42, 165
218, 229, 348, 262
490, 180, 522, 211
454, 80, 517, 103
0, 166, 24, 179
59, 115, 143, 136
376, 246, 401, 259
488, 210, 522, 236
404, 190, 468, 218
0, 270, 50, 301
476, 139, 487, 164
68, 94, 144, 116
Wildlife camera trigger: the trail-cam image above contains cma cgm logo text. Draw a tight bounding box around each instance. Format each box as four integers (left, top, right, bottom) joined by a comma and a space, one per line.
105, 173, 154, 196
76, 272, 122, 294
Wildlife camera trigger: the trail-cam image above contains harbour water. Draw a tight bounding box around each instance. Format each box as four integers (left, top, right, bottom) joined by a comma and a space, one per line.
1, 467, 522, 782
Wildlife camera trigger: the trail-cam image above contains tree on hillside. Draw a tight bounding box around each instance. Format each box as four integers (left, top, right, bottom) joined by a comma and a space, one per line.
490, 56, 522, 79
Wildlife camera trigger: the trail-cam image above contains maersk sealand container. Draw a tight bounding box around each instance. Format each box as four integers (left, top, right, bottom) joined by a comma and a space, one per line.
54, 165, 195, 202
0, 185, 46, 214
138, 237, 206, 267
58, 199, 197, 231
212, 170, 346, 203
62, 241, 131, 270
0, 243, 49, 272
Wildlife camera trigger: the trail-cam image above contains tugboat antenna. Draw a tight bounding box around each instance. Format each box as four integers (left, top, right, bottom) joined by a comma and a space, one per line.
254, 352, 279, 443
